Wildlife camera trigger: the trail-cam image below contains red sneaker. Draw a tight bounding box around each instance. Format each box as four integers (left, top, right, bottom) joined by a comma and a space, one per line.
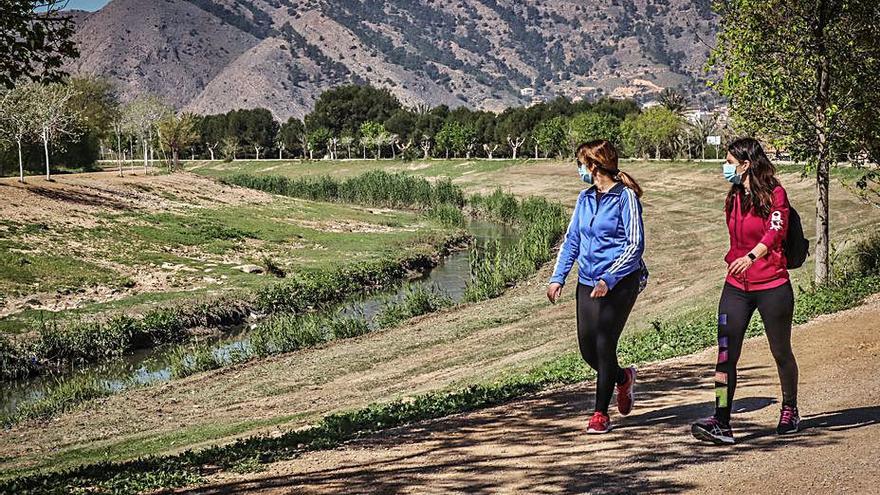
616, 366, 637, 416
587, 411, 612, 434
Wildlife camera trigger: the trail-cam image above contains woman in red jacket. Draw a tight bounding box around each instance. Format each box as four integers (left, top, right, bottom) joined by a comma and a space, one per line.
692, 138, 800, 445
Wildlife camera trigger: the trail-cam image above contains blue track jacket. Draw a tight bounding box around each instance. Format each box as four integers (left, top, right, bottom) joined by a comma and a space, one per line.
550, 182, 645, 290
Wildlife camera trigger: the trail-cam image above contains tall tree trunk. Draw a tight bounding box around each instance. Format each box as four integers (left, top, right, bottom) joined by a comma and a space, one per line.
148, 128, 154, 170
812, 0, 834, 285
116, 132, 123, 176
814, 46, 832, 285
512, 147, 518, 160
143, 135, 149, 174
43, 128, 51, 180
17, 139, 24, 183
376, 145, 381, 160
172, 148, 179, 171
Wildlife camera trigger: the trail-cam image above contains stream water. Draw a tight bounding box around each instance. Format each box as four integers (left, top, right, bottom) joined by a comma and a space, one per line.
1, 220, 518, 416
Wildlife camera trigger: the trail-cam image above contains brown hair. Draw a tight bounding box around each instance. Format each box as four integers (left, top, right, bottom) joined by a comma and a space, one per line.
576, 139, 643, 198
724, 137, 779, 217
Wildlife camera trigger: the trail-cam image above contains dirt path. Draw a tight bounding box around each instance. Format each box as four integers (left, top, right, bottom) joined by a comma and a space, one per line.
185, 296, 880, 494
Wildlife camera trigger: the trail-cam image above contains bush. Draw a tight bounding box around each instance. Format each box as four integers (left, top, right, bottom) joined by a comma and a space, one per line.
465, 192, 567, 301
375, 285, 453, 328
221, 170, 465, 210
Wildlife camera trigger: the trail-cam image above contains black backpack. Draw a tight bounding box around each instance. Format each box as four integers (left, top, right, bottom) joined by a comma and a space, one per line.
784, 206, 809, 269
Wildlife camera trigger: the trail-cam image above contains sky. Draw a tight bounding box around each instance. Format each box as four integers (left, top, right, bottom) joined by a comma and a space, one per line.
62, 0, 110, 11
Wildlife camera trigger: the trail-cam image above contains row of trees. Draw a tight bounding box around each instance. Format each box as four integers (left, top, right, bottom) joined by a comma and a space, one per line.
6, 80, 730, 178
0, 77, 205, 181
154, 86, 732, 164
1, 79, 740, 181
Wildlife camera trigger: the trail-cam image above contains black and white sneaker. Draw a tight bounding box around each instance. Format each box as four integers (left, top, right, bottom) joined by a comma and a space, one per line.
776, 405, 800, 435
692, 416, 735, 445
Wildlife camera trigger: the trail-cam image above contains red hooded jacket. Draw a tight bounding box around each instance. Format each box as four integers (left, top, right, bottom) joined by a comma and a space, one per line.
725, 185, 790, 291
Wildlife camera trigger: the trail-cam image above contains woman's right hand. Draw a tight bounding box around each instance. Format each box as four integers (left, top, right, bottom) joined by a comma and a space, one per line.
547, 283, 563, 304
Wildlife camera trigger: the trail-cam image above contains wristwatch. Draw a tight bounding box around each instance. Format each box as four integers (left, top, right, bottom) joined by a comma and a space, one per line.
747, 252, 757, 261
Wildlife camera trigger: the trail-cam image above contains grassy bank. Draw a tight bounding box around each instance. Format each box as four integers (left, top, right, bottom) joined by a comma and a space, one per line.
2, 171, 567, 424
0, 172, 473, 380
166, 284, 455, 380
4, 233, 877, 494
0, 233, 469, 382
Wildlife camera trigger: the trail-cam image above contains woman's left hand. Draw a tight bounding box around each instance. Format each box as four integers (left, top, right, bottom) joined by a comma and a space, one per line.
590, 280, 609, 298
728, 256, 753, 276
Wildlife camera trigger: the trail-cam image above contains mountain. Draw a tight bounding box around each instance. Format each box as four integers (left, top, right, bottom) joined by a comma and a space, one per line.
67, 0, 718, 120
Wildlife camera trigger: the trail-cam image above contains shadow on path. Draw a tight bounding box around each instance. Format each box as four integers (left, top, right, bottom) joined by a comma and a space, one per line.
174, 362, 872, 495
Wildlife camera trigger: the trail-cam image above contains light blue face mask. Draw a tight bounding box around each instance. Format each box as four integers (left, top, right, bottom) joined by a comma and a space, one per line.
723, 163, 742, 185
578, 164, 593, 184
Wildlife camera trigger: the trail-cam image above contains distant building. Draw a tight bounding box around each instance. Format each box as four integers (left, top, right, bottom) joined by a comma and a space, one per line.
640, 100, 661, 110
527, 94, 547, 107
520, 87, 536, 97
683, 108, 712, 124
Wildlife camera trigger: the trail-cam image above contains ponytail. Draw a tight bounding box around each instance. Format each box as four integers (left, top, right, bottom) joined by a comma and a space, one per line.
616, 170, 643, 198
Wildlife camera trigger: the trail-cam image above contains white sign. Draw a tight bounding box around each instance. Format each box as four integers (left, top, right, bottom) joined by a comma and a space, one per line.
707, 135, 722, 146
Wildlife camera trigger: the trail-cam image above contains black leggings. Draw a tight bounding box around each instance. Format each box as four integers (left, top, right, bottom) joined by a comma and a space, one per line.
715, 282, 798, 423
576, 270, 640, 414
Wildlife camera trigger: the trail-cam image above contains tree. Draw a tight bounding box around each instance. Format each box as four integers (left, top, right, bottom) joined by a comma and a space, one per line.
307, 127, 331, 159
506, 134, 525, 159
420, 135, 432, 159
568, 112, 622, 147
327, 136, 339, 159
30, 82, 79, 180
359, 121, 386, 159
221, 136, 238, 161
710, 0, 880, 284
0, 0, 79, 88
496, 106, 537, 158
396, 138, 413, 159
435, 121, 467, 159
0, 85, 36, 182
659, 88, 688, 115
483, 143, 499, 159
689, 113, 720, 160
232, 108, 277, 160
58, 76, 119, 168
123, 95, 170, 174
109, 105, 126, 176
157, 112, 199, 171
279, 117, 305, 158
339, 134, 355, 159
462, 125, 478, 159
305, 84, 401, 137
532, 117, 569, 158
200, 113, 228, 160
621, 107, 682, 159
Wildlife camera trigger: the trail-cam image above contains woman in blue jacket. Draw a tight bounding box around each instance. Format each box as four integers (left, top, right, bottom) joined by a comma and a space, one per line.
547, 139, 646, 434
